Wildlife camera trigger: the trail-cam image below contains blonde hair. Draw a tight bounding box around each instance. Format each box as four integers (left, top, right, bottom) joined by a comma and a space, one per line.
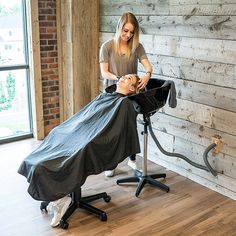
113, 12, 140, 58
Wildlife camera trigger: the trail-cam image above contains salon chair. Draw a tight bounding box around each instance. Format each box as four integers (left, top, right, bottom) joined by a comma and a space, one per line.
41, 185, 111, 229
117, 78, 171, 197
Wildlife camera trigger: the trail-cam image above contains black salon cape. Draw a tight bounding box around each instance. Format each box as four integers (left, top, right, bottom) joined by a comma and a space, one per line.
18, 92, 140, 201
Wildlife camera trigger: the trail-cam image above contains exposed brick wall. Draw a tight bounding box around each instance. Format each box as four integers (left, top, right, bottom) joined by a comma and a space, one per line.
38, 0, 59, 136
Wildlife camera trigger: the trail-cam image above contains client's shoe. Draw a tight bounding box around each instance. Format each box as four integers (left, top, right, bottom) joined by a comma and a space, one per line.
128, 159, 138, 170
46, 202, 53, 212
105, 169, 115, 177
50, 195, 71, 227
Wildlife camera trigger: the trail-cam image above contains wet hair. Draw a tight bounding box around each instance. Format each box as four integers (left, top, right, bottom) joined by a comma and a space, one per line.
113, 12, 140, 58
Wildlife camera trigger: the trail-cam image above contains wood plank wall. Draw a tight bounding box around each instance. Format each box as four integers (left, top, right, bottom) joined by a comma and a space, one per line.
99, 0, 236, 199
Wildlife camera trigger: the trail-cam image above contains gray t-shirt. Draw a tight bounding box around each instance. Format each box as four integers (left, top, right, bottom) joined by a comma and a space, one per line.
99, 39, 148, 87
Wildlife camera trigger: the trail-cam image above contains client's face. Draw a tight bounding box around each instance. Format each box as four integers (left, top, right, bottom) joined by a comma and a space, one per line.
117, 74, 137, 93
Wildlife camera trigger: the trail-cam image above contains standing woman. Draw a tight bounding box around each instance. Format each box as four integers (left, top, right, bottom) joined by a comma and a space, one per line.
99, 12, 153, 177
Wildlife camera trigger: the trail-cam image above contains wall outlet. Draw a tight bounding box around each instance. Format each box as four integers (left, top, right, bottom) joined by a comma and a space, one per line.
212, 135, 222, 154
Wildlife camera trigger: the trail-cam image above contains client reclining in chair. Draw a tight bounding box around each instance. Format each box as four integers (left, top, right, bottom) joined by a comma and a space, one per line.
18, 74, 141, 227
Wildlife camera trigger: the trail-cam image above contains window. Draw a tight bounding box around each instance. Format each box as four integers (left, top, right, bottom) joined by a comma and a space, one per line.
0, 0, 32, 143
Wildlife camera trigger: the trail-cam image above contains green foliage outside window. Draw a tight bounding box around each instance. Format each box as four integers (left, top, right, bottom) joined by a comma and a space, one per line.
0, 72, 16, 111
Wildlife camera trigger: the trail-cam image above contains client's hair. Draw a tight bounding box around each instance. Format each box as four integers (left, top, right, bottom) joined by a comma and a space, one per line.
130, 75, 141, 95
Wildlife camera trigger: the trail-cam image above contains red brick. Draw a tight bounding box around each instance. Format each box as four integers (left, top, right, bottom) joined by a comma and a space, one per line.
48, 52, 57, 57
50, 118, 60, 126
49, 74, 58, 80
47, 15, 56, 21
39, 9, 53, 15
40, 45, 54, 51
50, 96, 59, 103
38, 0, 60, 134
39, 21, 54, 27
40, 34, 54, 39
41, 58, 54, 63
49, 63, 58, 68
48, 40, 57, 45
50, 108, 60, 114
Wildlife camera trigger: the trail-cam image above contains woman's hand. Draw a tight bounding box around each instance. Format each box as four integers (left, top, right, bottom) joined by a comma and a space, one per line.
138, 74, 150, 90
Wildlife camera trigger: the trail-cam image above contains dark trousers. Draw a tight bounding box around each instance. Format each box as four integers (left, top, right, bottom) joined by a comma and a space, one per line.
129, 154, 136, 161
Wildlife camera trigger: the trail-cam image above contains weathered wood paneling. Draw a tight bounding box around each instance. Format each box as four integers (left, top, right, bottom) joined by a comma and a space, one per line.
151, 113, 236, 157
169, 0, 236, 16
101, 0, 170, 15
100, 0, 236, 199
57, 0, 73, 120
142, 55, 236, 89
170, 0, 236, 4
101, 33, 236, 65
101, 0, 236, 16
163, 98, 236, 135
171, 77, 236, 112
148, 151, 236, 200
101, 15, 236, 40
138, 125, 236, 179
140, 34, 236, 65
72, 0, 100, 112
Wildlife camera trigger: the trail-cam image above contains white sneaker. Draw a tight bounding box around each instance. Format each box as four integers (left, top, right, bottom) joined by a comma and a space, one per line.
46, 202, 53, 212
105, 169, 115, 177
128, 159, 138, 170
50, 196, 71, 227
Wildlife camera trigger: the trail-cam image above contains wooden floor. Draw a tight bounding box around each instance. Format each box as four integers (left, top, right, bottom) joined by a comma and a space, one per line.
1, 138, 236, 236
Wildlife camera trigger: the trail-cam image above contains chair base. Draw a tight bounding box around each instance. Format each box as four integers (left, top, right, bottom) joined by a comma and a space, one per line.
117, 170, 169, 197
40, 189, 111, 229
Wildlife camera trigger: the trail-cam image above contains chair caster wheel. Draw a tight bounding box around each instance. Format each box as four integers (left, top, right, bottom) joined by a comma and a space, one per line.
104, 195, 111, 202
60, 220, 69, 229
99, 213, 107, 221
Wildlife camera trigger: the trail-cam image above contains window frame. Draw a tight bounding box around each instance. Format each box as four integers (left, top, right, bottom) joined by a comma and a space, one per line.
0, 0, 33, 144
